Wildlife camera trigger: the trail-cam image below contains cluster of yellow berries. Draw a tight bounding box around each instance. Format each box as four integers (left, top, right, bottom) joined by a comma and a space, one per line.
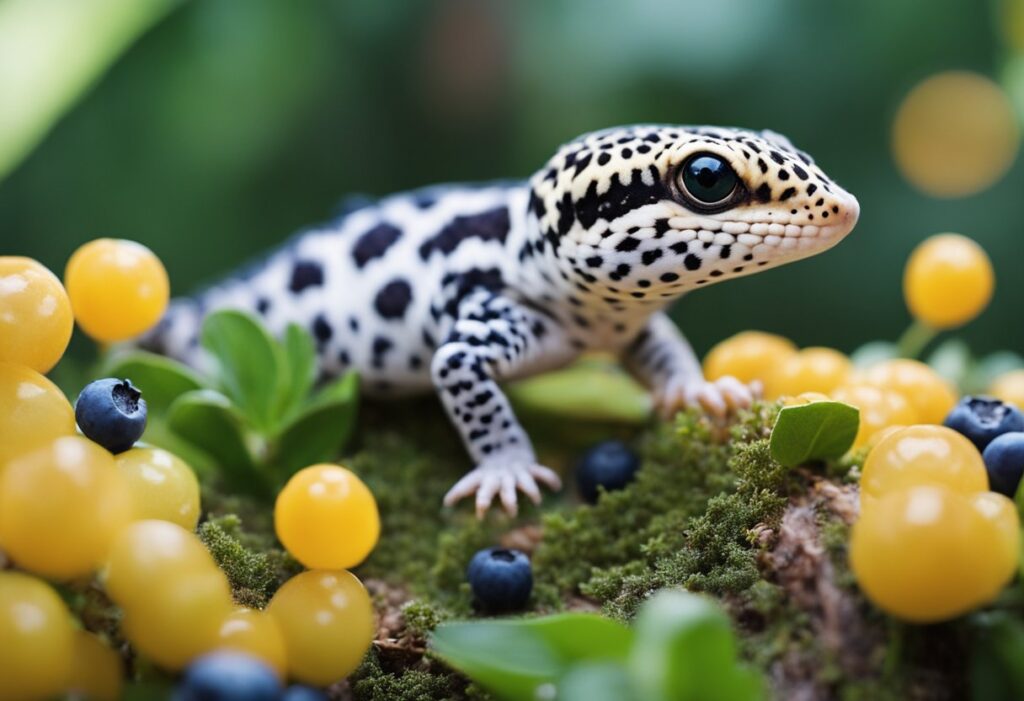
1, 240, 382, 699
851, 426, 1019, 622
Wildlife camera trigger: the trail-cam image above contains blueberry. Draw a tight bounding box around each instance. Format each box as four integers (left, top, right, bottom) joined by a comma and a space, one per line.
174, 651, 280, 701
282, 686, 329, 701
74, 378, 147, 453
982, 432, 1024, 497
467, 547, 533, 613
575, 440, 640, 504
943, 396, 1024, 452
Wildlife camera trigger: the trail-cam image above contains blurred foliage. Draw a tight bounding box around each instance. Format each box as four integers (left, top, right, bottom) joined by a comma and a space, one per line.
1, 0, 1023, 364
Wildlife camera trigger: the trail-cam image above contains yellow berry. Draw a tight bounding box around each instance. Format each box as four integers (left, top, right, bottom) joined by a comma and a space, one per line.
64, 239, 170, 342
0, 257, 73, 373
764, 347, 852, 399
859, 359, 957, 425
121, 567, 234, 671
274, 465, 380, 570
860, 425, 988, 498
267, 570, 375, 686
216, 608, 288, 679
65, 631, 123, 701
0, 571, 74, 701
970, 492, 1021, 586
782, 391, 833, 407
116, 447, 200, 529
903, 234, 993, 329
0, 435, 133, 579
990, 369, 1024, 409
851, 485, 1007, 622
831, 384, 918, 449
703, 331, 797, 384
0, 362, 77, 471
103, 520, 219, 609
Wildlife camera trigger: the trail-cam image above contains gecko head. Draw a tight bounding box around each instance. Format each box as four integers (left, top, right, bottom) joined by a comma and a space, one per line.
527, 125, 859, 303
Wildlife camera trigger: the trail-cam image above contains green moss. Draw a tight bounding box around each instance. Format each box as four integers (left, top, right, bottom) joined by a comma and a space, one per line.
350, 649, 488, 701
402, 599, 452, 638
533, 402, 789, 618
198, 514, 300, 608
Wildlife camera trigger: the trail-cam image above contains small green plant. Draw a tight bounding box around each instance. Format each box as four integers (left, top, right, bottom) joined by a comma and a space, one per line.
103, 309, 359, 499
769, 400, 860, 467
430, 589, 762, 701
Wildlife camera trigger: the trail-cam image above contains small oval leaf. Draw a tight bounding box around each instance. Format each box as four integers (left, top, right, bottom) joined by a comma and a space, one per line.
769, 400, 859, 467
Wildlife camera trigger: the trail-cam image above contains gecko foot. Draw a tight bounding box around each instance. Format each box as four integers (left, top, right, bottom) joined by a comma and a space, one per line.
654, 374, 761, 420
444, 455, 562, 518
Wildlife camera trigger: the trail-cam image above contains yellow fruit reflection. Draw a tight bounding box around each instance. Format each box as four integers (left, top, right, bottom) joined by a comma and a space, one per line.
703, 331, 797, 384
216, 608, 288, 678
116, 447, 201, 529
990, 369, 1024, 409
66, 631, 123, 701
903, 234, 993, 329
861, 425, 987, 498
764, 347, 852, 399
0, 361, 76, 469
831, 384, 918, 448
0, 572, 74, 701
0, 257, 74, 373
892, 71, 1019, 197
860, 359, 957, 425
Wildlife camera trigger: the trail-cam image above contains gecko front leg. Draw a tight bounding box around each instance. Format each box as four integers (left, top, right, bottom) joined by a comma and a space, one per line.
624, 313, 758, 419
432, 289, 568, 517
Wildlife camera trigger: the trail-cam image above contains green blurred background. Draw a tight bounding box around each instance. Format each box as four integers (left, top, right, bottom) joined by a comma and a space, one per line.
1, 0, 1022, 362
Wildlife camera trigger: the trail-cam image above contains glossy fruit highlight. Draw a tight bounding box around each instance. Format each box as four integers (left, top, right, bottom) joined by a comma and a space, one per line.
0, 256, 74, 373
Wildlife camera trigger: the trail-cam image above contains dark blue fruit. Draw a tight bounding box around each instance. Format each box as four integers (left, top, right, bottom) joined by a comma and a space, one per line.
173, 651, 281, 701
575, 440, 640, 504
282, 686, 329, 701
74, 378, 147, 453
467, 547, 533, 613
982, 432, 1024, 498
943, 396, 1024, 453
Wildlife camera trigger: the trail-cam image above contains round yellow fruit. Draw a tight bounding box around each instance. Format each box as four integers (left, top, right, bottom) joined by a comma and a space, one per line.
990, 369, 1024, 409
0, 571, 75, 701
970, 491, 1021, 586
274, 465, 380, 570
851, 485, 1009, 622
831, 384, 918, 449
216, 608, 288, 679
116, 447, 201, 529
860, 425, 987, 498
0, 257, 74, 373
903, 234, 994, 330
860, 359, 957, 425
267, 570, 375, 686
0, 361, 76, 469
764, 347, 852, 399
65, 631, 123, 701
0, 435, 133, 579
703, 331, 797, 384
65, 238, 170, 342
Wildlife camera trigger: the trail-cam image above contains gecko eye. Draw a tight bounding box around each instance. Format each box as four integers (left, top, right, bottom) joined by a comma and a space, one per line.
678, 154, 740, 209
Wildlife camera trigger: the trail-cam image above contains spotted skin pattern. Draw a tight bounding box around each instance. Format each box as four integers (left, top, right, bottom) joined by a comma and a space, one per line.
143, 125, 859, 516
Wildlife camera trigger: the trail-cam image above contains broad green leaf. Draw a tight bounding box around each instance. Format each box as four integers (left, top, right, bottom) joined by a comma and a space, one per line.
559, 662, 639, 701
430, 614, 633, 701
849, 341, 898, 369
629, 591, 762, 701
926, 338, 973, 390
200, 310, 285, 432
0, 0, 178, 182
166, 389, 269, 497
508, 356, 650, 425
769, 400, 859, 467
965, 351, 1024, 396
278, 323, 317, 421
970, 613, 1024, 701
101, 350, 204, 413
273, 372, 359, 479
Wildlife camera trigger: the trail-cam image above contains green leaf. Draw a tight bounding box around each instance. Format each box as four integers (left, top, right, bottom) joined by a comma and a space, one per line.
926, 338, 973, 390
430, 614, 633, 701
101, 350, 204, 413
273, 372, 359, 480
629, 590, 763, 701
849, 341, 898, 369
970, 612, 1024, 701
278, 323, 317, 421
166, 389, 268, 497
200, 310, 286, 432
559, 662, 639, 701
769, 400, 859, 467
508, 356, 650, 425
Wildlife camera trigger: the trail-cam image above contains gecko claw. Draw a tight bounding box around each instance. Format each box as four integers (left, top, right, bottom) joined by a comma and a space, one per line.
655, 374, 758, 420
444, 458, 562, 518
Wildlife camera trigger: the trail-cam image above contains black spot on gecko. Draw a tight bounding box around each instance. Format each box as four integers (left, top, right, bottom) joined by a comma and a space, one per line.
311, 314, 332, 346
419, 207, 509, 260
684, 254, 702, 271
371, 336, 393, 369
754, 183, 772, 202
255, 298, 270, 315
352, 223, 402, 269
641, 249, 662, 265
374, 279, 413, 320
288, 260, 324, 293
